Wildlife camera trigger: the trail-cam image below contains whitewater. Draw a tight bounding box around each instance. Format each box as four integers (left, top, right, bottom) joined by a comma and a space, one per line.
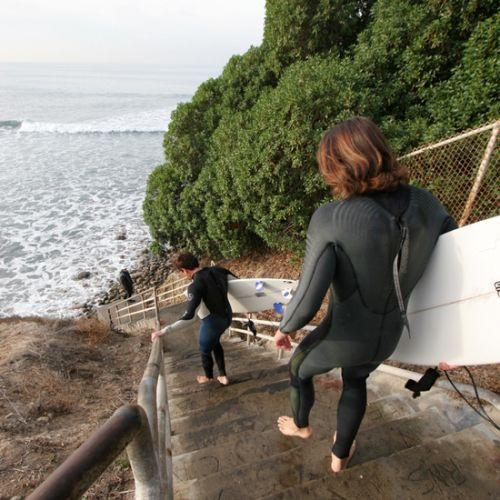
0, 63, 217, 317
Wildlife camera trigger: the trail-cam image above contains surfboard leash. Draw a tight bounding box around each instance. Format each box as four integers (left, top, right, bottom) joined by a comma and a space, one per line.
404, 367, 440, 398
405, 367, 499, 430
443, 367, 500, 431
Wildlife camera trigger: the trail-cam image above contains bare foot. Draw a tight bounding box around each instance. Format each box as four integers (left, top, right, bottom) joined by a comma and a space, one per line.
196, 375, 213, 384
217, 375, 230, 386
331, 431, 356, 473
277, 416, 313, 439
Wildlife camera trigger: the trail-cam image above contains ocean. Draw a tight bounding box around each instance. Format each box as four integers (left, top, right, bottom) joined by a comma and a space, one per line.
0, 62, 218, 318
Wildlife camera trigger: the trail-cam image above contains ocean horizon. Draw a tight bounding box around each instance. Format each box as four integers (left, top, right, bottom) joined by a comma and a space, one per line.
0, 62, 219, 318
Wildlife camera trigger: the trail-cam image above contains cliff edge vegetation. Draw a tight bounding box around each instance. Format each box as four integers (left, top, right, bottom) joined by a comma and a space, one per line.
144, 0, 499, 258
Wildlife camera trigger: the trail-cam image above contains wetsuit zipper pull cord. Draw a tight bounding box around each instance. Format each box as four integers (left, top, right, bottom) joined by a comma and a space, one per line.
393, 224, 411, 338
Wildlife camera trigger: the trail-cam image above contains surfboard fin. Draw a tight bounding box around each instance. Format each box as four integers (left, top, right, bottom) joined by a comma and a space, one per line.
273, 302, 284, 314
404, 368, 440, 398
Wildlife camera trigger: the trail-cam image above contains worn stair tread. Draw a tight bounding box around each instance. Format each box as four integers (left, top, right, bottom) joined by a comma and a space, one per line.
168, 364, 290, 412
171, 414, 275, 455
170, 378, 291, 433
165, 352, 285, 391
261, 424, 500, 500
170, 400, 431, 482
164, 341, 266, 368
173, 427, 301, 482
173, 406, 462, 499
163, 338, 272, 370
173, 393, 427, 473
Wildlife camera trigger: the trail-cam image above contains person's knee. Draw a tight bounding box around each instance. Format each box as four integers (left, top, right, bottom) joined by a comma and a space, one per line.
199, 342, 212, 356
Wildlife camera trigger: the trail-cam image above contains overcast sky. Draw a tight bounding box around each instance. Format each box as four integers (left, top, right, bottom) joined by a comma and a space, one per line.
0, 0, 266, 67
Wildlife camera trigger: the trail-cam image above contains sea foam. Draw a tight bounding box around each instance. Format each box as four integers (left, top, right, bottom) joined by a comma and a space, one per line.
17, 108, 176, 134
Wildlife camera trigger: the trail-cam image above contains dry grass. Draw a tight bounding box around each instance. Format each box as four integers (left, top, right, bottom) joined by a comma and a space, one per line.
0, 316, 151, 497
73, 317, 110, 345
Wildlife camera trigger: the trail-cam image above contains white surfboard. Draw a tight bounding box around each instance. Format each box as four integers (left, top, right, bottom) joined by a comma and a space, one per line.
227, 278, 297, 313
390, 216, 500, 366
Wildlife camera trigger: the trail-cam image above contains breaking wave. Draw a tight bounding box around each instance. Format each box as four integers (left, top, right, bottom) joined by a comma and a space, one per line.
3, 108, 176, 134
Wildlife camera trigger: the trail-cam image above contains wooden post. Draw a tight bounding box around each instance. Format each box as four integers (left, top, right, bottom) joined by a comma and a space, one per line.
141, 293, 146, 321
116, 305, 122, 326
126, 300, 131, 324
153, 287, 161, 330
459, 122, 499, 226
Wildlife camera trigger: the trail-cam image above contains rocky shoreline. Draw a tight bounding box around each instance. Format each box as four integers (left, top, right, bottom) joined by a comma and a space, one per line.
78, 247, 173, 316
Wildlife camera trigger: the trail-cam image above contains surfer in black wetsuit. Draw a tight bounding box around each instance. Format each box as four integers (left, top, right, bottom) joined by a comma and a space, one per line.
119, 268, 134, 298
274, 117, 457, 472
151, 252, 236, 385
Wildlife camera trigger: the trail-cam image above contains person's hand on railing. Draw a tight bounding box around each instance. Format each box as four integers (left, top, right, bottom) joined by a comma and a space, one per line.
151, 330, 164, 342
274, 329, 293, 351
151, 325, 173, 342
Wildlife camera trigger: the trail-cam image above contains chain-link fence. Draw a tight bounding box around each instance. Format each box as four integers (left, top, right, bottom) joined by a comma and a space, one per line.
399, 121, 499, 226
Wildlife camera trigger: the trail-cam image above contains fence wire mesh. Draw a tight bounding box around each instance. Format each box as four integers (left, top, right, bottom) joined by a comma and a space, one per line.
399, 121, 499, 226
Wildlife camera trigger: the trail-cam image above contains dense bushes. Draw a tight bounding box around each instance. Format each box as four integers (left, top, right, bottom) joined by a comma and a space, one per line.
144, 0, 498, 258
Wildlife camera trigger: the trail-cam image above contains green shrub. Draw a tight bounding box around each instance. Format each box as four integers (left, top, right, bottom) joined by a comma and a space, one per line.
143, 0, 498, 258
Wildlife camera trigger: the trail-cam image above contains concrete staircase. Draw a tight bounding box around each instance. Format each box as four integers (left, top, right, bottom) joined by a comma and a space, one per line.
161, 305, 499, 499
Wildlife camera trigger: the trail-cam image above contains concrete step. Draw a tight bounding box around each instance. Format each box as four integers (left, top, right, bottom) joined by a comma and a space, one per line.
262, 424, 500, 499
169, 364, 290, 416
168, 360, 288, 398
173, 427, 300, 482
172, 414, 273, 455
163, 337, 267, 372
172, 394, 431, 482
166, 354, 280, 389
170, 378, 290, 434
171, 391, 420, 458
173, 406, 461, 499
313, 369, 490, 435
166, 353, 286, 395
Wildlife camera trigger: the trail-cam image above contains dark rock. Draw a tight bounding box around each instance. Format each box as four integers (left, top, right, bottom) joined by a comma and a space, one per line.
74, 271, 91, 280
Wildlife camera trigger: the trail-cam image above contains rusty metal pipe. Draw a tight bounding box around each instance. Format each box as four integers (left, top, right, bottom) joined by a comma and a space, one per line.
27, 405, 143, 500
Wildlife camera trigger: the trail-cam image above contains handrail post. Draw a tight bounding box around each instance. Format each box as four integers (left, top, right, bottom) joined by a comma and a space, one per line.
127, 299, 132, 324
153, 287, 161, 330
141, 292, 147, 320
107, 307, 113, 328
138, 340, 162, 452
117, 304, 122, 326
459, 122, 499, 226
126, 406, 162, 499
157, 355, 173, 498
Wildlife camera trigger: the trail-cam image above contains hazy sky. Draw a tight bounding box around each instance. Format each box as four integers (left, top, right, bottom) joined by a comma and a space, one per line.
0, 0, 266, 67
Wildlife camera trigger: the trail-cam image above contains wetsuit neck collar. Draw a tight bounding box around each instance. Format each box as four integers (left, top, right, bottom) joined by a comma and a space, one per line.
181, 267, 201, 280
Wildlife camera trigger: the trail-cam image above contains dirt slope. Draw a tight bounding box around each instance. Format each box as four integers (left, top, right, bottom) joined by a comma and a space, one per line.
0, 317, 149, 498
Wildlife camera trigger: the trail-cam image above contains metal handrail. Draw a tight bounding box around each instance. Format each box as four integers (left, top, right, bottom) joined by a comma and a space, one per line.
27, 338, 173, 499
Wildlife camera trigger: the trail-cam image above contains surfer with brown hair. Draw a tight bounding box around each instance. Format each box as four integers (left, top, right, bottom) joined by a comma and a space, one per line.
151, 252, 236, 386
274, 117, 456, 472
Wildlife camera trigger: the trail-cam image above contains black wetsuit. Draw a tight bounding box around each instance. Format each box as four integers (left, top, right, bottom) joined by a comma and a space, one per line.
181, 267, 235, 378
119, 270, 134, 298
280, 185, 456, 458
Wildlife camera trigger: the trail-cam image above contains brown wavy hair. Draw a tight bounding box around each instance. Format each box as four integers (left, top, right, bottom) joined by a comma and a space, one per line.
173, 252, 199, 270
317, 116, 408, 198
